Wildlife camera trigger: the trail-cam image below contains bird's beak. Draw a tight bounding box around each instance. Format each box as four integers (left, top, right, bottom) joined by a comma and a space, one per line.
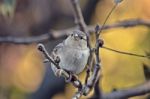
74, 33, 79, 40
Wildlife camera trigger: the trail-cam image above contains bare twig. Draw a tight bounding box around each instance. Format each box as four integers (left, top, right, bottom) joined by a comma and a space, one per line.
83, 25, 104, 96
85, 57, 94, 84
37, 44, 60, 69
87, 19, 150, 32
103, 81, 150, 99
0, 34, 50, 44
91, 25, 103, 98
71, 0, 87, 32
0, 31, 67, 44
97, 3, 118, 37
102, 46, 150, 58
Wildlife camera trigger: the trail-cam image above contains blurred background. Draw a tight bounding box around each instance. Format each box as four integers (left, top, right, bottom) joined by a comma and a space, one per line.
0, 0, 150, 99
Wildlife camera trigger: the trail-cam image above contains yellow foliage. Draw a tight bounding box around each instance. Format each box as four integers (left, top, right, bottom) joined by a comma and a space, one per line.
92, 0, 150, 97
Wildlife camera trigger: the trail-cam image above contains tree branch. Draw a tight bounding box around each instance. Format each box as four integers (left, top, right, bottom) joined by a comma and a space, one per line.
103, 81, 150, 99
71, 0, 87, 32
0, 34, 50, 44
0, 19, 150, 44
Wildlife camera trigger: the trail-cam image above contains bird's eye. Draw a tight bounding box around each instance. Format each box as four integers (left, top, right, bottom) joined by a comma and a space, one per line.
71, 34, 73, 36
80, 36, 83, 39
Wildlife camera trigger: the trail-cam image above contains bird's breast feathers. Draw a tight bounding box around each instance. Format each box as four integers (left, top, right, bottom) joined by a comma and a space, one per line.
58, 47, 89, 74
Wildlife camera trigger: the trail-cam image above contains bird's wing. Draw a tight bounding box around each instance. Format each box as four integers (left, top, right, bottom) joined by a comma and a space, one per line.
51, 42, 64, 63
53, 42, 64, 54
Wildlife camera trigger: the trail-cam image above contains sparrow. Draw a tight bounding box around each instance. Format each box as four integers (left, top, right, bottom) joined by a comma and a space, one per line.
50, 30, 90, 77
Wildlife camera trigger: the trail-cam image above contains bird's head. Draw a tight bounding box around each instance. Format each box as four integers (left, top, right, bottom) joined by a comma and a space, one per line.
65, 30, 88, 49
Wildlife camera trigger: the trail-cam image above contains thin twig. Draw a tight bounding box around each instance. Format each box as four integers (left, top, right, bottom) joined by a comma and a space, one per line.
37, 43, 60, 69
0, 34, 50, 44
71, 0, 87, 32
92, 25, 103, 98
83, 25, 103, 96
97, 3, 118, 37
102, 46, 150, 58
